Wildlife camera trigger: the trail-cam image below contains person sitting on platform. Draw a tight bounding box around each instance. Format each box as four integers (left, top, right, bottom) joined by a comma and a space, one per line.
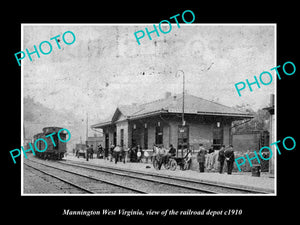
162, 144, 176, 165
169, 144, 176, 157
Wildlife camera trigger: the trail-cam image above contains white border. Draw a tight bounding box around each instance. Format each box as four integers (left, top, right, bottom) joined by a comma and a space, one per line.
21, 23, 277, 196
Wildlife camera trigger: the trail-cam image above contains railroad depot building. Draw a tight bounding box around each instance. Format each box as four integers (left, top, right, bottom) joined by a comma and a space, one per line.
91, 93, 253, 154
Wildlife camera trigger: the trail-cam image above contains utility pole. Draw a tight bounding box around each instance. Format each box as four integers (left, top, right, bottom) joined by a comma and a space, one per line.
86, 112, 89, 143
182, 71, 185, 126
176, 70, 185, 157
176, 70, 185, 126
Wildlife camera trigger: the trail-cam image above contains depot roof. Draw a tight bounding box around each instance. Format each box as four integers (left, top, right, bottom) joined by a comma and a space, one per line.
92, 94, 253, 128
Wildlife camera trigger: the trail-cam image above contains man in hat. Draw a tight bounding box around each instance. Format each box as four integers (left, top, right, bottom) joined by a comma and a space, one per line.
89, 145, 94, 159
224, 145, 235, 174
86, 145, 90, 161
197, 144, 207, 172
218, 145, 226, 173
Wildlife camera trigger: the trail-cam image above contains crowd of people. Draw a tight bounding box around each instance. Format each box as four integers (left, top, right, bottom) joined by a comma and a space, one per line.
78, 144, 151, 164
74, 143, 236, 174
197, 144, 235, 174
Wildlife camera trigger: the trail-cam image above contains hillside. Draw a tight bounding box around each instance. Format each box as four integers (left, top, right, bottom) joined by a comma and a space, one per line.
23, 96, 86, 150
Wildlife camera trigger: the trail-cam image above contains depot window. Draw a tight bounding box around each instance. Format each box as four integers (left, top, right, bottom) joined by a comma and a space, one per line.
213, 122, 223, 150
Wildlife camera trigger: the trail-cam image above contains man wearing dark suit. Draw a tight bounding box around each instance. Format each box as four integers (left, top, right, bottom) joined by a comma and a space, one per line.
197, 144, 207, 172
86, 145, 90, 161
168, 144, 176, 157
224, 145, 235, 175
104, 147, 109, 160
110, 144, 115, 162
218, 145, 226, 174
90, 145, 94, 159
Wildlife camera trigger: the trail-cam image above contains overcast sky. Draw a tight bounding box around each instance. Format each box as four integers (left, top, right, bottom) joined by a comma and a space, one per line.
23, 24, 275, 142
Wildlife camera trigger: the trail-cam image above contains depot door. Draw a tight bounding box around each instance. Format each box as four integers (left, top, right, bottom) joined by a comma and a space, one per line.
178, 125, 189, 157
213, 122, 223, 150
105, 133, 109, 149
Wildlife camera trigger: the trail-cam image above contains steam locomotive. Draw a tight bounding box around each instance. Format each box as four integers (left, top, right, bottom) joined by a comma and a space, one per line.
33, 127, 68, 160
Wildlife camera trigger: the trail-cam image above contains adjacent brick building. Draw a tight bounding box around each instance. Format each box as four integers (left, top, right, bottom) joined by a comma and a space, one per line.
91, 93, 253, 156
86, 135, 105, 151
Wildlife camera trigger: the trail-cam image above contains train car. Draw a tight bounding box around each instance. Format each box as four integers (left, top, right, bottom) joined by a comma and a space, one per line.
33, 127, 68, 160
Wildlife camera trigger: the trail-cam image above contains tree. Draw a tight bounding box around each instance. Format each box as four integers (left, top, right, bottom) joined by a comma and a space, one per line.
232, 104, 270, 134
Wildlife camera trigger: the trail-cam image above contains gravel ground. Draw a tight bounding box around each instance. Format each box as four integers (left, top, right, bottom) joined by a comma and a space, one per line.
23, 163, 89, 194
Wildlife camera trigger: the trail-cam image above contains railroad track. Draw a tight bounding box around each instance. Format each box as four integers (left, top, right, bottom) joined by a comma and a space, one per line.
24, 163, 95, 194
24, 160, 147, 194
24, 158, 272, 194
58, 160, 272, 194
25, 159, 217, 194
58, 161, 218, 194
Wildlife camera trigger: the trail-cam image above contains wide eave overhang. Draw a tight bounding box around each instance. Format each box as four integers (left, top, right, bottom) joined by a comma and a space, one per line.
91, 109, 253, 129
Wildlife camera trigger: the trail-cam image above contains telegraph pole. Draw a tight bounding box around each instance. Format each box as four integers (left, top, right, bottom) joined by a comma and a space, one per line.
176, 70, 185, 126
176, 70, 185, 157
86, 112, 89, 142
182, 70, 185, 126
